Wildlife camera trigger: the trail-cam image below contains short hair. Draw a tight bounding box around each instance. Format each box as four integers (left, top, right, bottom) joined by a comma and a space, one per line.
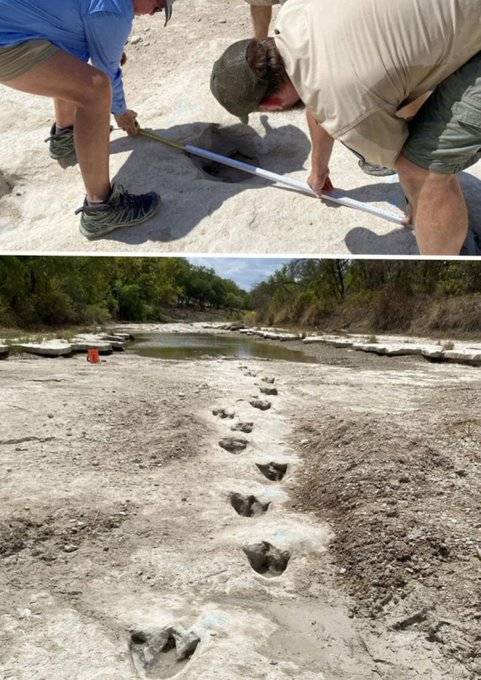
246, 38, 289, 97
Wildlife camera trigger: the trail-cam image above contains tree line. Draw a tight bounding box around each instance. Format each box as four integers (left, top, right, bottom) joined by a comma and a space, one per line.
2, 258, 481, 333
0, 257, 250, 327
250, 260, 481, 332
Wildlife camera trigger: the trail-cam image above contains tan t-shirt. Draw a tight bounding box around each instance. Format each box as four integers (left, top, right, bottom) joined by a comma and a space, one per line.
275, 0, 481, 167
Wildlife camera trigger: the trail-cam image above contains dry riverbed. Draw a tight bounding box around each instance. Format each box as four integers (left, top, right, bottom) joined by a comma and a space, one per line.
0, 332, 480, 679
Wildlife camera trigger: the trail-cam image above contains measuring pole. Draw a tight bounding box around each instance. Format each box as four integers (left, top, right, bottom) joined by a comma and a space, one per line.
138, 128, 407, 227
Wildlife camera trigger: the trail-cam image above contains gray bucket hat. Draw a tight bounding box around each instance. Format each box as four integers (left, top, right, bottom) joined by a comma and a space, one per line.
210, 40, 269, 124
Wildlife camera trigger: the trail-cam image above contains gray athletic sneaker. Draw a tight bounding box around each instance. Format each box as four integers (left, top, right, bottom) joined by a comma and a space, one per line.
45, 124, 76, 160
358, 159, 396, 177
75, 184, 160, 240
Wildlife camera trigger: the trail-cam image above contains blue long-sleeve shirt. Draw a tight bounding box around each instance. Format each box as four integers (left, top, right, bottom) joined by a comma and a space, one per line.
0, 0, 135, 115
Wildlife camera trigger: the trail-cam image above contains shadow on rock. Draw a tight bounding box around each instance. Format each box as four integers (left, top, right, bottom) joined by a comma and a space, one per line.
108, 115, 311, 245
330, 179, 407, 213
460, 170, 481, 235
345, 169, 481, 254
345, 226, 418, 255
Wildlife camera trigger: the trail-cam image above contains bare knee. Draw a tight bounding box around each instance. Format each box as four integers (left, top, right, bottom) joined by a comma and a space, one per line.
395, 154, 429, 195
396, 153, 456, 198
77, 68, 111, 109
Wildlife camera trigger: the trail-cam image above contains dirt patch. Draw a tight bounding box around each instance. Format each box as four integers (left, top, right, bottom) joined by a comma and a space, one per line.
95, 402, 203, 471
0, 503, 134, 561
291, 385, 481, 676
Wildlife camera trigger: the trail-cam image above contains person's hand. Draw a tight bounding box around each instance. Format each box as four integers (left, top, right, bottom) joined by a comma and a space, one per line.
115, 110, 138, 136
402, 198, 414, 230
308, 168, 334, 197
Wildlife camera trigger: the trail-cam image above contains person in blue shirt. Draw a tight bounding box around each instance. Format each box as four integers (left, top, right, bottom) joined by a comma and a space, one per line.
0, 0, 175, 240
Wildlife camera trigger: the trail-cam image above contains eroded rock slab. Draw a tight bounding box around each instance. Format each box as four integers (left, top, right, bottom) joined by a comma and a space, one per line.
13, 341, 72, 357
70, 334, 114, 354
443, 349, 481, 366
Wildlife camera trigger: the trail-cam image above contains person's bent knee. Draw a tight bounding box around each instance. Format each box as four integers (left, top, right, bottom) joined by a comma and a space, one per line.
395, 153, 430, 201
395, 153, 429, 183
395, 152, 458, 196
78, 68, 111, 109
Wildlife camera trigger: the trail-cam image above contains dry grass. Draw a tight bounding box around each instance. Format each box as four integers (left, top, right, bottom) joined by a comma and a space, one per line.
415, 295, 481, 334
254, 293, 481, 339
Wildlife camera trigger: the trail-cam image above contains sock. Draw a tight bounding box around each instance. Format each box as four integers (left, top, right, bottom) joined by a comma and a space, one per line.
86, 187, 112, 207
55, 124, 74, 135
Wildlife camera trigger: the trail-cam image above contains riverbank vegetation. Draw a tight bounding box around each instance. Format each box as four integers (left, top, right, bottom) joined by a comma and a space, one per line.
0, 257, 249, 328
250, 260, 481, 335
3, 258, 481, 336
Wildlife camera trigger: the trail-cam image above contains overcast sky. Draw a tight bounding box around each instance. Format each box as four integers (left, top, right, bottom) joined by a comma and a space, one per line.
187, 258, 292, 291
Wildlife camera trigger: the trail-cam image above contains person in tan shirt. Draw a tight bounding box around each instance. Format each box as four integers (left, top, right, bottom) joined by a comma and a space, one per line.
211, 0, 481, 255
244, 0, 397, 177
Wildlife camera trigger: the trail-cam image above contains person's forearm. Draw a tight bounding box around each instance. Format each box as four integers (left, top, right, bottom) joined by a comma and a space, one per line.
307, 108, 334, 170
306, 109, 334, 195
250, 5, 272, 39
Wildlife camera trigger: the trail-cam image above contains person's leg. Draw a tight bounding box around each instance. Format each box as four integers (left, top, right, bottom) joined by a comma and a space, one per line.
396, 154, 468, 255
54, 98, 76, 129
1, 50, 111, 202
250, 5, 272, 39
399, 52, 481, 255
44, 99, 77, 161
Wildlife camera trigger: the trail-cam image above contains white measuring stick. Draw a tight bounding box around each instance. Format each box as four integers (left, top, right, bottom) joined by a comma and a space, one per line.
185, 143, 406, 227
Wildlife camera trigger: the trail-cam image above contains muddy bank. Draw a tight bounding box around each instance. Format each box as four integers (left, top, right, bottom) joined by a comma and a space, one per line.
288, 375, 481, 678
0, 337, 478, 679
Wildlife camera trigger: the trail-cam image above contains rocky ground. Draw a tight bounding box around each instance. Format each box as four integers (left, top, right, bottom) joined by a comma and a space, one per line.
2, 0, 481, 254
0, 328, 480, 679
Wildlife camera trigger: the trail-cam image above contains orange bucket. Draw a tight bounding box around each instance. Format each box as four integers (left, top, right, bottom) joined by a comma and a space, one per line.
87, 348, 100, 364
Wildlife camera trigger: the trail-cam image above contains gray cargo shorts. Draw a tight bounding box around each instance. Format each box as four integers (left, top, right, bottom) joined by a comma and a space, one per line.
403, 51, 481, 174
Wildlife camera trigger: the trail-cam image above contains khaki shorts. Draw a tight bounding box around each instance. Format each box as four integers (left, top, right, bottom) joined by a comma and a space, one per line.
403, 51, 481, 174
244, 0, 280, 5
0, 39, 59, 81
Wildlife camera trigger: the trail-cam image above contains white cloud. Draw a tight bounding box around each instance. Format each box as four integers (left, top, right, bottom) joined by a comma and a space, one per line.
187, 258, 292, 291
